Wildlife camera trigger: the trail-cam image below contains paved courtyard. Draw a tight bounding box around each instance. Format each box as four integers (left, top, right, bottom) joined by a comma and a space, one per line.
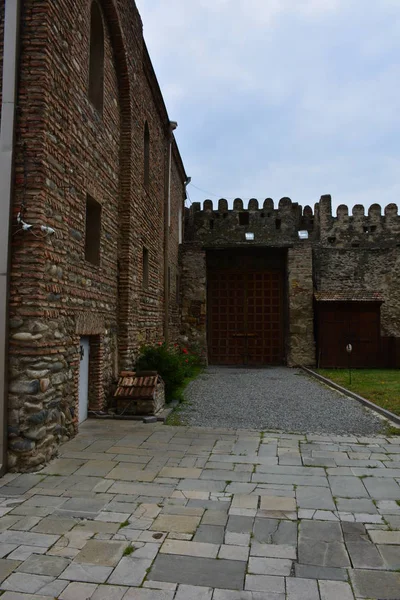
181, 367, 385, 435
0, 419, 399, 599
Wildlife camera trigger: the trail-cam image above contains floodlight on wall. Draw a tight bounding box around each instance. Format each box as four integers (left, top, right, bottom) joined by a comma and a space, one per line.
298, 230, 309, 240
245, 232, 255, 241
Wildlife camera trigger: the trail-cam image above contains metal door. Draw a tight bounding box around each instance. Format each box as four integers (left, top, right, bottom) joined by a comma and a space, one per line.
317, 303, 381, 367
78, 337, 90, 423
208, 270, 284, 365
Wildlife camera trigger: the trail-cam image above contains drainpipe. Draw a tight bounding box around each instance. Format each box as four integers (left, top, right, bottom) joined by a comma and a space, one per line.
164, 121, 177, 346
0, 0, 22, 475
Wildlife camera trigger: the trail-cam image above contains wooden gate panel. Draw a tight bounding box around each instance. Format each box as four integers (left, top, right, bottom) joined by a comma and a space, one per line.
208, 269, 284, 365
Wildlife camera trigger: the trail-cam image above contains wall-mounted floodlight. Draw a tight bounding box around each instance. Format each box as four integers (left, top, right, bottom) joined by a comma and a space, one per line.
298, 230, 309, 240
245, 232, 254, 241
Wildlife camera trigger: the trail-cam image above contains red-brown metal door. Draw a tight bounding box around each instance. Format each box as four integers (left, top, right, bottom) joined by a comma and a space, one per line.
317, 302, 381, 367
208, 270, 284, 365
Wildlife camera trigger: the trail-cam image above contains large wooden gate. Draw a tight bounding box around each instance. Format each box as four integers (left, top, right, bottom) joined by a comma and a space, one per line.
208, 269, 284, 365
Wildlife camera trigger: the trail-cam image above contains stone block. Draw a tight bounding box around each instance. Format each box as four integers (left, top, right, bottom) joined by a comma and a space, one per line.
174, 584, 213, 600
248, 557, 292, 576
346, 541, 386, 569
369, 530, 400, 545
294, 563, 349, 581
123, 589, 175, 600
151, 514, 201, 534
350, 568, 400, 599
74, 540, 127, 566
1, 572, 54, 593
108, 557, 152, 586
148, 554, 246, 590
250, 542, 296, 559
59, 562, 113, 583
160, 540, 218, 558
16, 553, 69, 576
59, 581, 98, 599
91, 585, 127, 600
296, 486, 335, 510
218, 544, 249, 562
253, 518, 297, 545
244, 574, 285, 593
193, 525, 225, 544
319, 580, 354, 600
286, 577, 320, 600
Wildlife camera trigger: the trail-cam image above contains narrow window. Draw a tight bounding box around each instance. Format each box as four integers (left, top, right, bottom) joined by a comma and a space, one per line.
88, 1, 104, 113
144, 121, 150, 188
168, 266, 171, 297
275, 218, 281, 230
85, 195, 101, 265
142, 247, 149, 289
239, 212, 249, 226
176, 274, 180, 304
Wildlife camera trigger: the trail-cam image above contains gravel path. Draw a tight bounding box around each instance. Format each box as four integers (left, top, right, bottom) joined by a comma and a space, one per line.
180, 366, 385, 435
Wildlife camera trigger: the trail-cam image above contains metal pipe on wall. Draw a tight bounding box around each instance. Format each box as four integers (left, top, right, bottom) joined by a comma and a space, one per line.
164, 121, 177, 345
0, 0, 22, 474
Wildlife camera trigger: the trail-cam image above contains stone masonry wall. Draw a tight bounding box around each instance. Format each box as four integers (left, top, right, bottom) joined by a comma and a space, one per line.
314, 247, 400, 337
287, 244, 315, 366
5, 0, 187, 471
186, 198, 314, 247
180, 244, 207, 363
314, 195, 400, 337
183, 194, 399, 367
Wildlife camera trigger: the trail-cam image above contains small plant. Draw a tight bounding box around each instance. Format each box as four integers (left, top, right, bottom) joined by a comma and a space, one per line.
119, 520, 129, 529
123, 545, 134, 556
136, 342, 202, 401
386, 425, 400, 436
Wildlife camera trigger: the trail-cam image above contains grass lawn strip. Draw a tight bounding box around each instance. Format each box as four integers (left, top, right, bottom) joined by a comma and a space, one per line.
317, 369, 400, 417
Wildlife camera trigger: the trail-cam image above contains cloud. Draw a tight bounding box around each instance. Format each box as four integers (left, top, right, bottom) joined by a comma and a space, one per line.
136, 0, 400, 212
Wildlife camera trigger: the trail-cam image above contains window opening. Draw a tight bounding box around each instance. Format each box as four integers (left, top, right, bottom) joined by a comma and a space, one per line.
85, 195, 101, 265
239, 212, 249, 226
88, 1, 104, 113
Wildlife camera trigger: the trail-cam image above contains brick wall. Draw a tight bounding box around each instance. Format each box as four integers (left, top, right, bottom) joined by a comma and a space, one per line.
0, 1, 4, 120
4, 0, 186, 471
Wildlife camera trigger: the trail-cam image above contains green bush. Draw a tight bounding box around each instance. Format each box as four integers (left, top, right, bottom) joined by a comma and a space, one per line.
135, 342, 201, 401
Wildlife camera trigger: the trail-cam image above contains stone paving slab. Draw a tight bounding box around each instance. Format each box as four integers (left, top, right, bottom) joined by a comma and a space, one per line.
149, 554, 247, 590
0, 420, 400, 598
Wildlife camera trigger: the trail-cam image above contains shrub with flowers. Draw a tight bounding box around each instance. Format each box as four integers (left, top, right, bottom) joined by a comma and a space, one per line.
135, 342, 202, 401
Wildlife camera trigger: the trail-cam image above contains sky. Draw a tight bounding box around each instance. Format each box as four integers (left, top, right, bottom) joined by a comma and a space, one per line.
136, 0, 400, 214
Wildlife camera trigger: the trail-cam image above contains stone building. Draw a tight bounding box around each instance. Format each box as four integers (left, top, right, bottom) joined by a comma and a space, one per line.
181, 195, 400, 369
0, 0, 188, 472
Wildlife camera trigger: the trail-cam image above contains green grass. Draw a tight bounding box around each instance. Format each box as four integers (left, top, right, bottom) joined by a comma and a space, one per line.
123, 545, 134, 556
119, 520, 130, 529
165, 367, 203, 426
317, 369, 400, 416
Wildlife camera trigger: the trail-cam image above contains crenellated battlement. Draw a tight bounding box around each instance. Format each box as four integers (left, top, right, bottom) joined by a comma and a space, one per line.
185, 197, 315, 247
316, 195, 400, 246
184, 194, 400, 248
